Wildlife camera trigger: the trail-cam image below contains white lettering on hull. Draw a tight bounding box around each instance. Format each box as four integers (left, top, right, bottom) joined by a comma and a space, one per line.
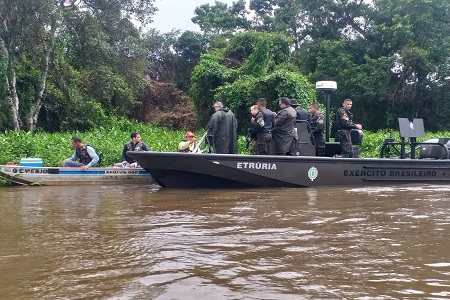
236, 162, 277, 170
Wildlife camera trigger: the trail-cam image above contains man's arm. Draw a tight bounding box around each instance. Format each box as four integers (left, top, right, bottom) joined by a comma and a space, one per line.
253, 111, 265, 131
86, 146, 99, 168
206, 111, 221, 142
275, 110, 288, 127
69, 150, 78, 161
178, 141, 192, 151
312, 114, 325, 134
339, 109, 355, 129
142, 142, 151, 151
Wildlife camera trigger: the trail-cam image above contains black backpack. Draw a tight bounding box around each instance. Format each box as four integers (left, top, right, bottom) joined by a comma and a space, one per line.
330, 111, 341, 138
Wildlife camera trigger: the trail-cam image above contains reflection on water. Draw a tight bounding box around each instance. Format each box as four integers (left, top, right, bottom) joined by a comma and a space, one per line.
1, 184, 450, 299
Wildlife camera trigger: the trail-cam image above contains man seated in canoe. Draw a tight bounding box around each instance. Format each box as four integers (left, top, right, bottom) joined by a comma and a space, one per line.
62, 136, 99, 170
114, 132, 150, 168
178, 131, 200, 153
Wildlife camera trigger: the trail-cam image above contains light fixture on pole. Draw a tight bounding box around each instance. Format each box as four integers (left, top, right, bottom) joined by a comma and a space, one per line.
315, 81, 337, 142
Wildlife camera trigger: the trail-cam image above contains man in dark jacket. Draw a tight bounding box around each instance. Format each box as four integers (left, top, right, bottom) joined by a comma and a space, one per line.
290, 99, 309, 121
114, 132, 150, 168
206, 101, 238, 154
272, 97, 297, 155
336, 99, 363, 157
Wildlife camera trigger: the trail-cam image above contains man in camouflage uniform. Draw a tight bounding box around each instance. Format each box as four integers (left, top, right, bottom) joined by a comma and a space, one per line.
336, 99, 363, 157
251, 98, 274, 155
308, 103, 326, 156
248, 104, 259, 155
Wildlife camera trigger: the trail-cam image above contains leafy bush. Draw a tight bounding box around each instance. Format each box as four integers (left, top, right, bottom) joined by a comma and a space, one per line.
1, 119, 449, 169
0, 118, 200, 167
134, 80, 198, 130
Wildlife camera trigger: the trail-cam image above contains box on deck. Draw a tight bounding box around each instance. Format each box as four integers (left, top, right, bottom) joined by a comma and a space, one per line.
19, 158, 44, 167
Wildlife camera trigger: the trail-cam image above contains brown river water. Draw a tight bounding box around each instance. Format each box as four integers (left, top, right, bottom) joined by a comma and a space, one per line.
1, 183, 450, 299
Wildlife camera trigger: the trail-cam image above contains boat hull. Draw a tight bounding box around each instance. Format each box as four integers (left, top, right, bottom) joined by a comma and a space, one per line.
0, 165, 152, 186
130, 151, 450, 188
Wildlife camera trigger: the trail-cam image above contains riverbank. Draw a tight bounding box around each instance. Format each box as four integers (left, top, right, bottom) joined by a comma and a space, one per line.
1, 118, 449, 167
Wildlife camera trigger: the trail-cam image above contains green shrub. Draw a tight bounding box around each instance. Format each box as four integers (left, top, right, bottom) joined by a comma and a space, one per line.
0, 119, 202, 166
1, 119, 449, 168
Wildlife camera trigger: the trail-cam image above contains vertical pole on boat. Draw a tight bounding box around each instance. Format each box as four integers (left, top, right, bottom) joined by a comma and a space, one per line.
400, 137, 406, 159
315, 81, 337, 142
325, 92, 331, 142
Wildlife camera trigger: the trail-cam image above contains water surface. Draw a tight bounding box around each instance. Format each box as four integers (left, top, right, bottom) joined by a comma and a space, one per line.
1, 184, 450, 299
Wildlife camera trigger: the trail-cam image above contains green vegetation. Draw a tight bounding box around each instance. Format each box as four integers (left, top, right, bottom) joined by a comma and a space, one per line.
0, 0, 449, 167
191, 32, 316, 134
1, 118, 449, 168
360, 130, 450, 158
0, 118, 250, 167
0, 119, 188, 167
2, 0, 449, 135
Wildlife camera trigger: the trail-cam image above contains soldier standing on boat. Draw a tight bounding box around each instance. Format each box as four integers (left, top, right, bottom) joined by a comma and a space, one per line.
290, 99, 309, 121
206, 101, 238, 154
62, 136, 99, 170
247, 105, 259, 155
308, 103, 326, 156
272, 97, 297, 155
251, 98, 274, 155
336, 99, 362, 157
114, 132, 150, 168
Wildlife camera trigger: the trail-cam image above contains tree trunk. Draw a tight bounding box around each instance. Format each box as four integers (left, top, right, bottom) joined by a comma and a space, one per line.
26, 20, 57, 132
0, 37, 21, 130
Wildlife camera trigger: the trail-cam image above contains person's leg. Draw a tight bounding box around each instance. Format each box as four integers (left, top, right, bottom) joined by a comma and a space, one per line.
340, 130, 353, 158
315, 134, 326, 156
250, 141, 259, 155
114, 162, 130, 168
260, 134, 272, 155
63, 160, 85, 167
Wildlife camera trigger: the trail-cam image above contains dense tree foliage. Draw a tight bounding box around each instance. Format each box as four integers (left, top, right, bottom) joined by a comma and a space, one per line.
192, 0, 250, 35
191, 31, 316, 133
0, 0, 448, 135
0, 0, 156, 132
296, 0, 450, 130
191, 0, 450, 131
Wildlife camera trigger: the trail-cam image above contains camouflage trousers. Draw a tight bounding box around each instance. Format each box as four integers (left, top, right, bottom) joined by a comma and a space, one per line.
339, 129, 353, 158
250, 132, 272, 155
313, 133, 326, 156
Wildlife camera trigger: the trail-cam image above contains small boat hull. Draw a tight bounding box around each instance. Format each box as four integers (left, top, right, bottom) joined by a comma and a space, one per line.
0, 165, 152, 186
130, 151, 450, 188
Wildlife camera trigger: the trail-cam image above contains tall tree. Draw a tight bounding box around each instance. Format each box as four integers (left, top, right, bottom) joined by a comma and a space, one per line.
249, 0, 276, 31
0, 0, 156, 131
191, 31, 316, 131
297, 0, 450, 130
192, 0, 250, 35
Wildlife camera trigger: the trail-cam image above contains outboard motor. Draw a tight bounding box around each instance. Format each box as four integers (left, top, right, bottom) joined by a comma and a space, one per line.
419, 138, 450, 159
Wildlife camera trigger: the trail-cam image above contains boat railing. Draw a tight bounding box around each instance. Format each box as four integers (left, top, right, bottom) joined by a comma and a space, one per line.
380, 139, 450, 159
